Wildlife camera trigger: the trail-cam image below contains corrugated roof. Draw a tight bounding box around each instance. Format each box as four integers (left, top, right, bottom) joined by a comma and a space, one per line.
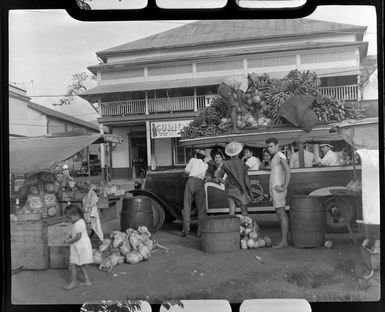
98, 19, 366, 56
80, 76, 225, 101
27, 102, 100, 131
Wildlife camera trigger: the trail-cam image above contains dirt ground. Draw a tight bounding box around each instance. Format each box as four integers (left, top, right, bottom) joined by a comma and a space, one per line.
11, 214, 380, 304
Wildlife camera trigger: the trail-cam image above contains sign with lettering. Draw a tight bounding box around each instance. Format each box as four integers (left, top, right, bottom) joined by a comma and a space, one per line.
151, 120, 193, 139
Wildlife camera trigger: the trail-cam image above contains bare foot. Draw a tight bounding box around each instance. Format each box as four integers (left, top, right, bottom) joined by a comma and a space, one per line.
79, 281, 92, 287
272, 242, 289, 249
63, 282, 78, 290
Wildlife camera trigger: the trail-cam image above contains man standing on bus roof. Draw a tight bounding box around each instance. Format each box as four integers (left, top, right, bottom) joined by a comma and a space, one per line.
318, 143, 339, 166
265, 137, 291, 249
219, 74, 253, 132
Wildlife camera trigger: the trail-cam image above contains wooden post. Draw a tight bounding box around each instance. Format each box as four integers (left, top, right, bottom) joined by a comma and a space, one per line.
299, 143, 305, 168
145, 91, 149, 115
98, 98, 105, 180
193, 88, 198, 112
146, 121, 152, 169
314, 144, 320, 164
87, 145, 91, 183
352, 145, 357, 180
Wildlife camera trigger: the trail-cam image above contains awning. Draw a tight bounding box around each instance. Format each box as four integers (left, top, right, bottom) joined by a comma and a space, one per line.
330, 117, 378, 149
79, 76, 225, 101
179, 124, 343, 148
9, 134, 123, 174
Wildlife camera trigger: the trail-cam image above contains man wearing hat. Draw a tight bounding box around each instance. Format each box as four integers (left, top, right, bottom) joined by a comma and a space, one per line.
182, 149, 209, 237
219, 74, 252, 131
319, 143, 339, 167
218, 141, 253, 216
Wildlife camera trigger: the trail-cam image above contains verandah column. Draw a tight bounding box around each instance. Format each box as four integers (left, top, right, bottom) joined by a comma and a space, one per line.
98, 97, 106, 179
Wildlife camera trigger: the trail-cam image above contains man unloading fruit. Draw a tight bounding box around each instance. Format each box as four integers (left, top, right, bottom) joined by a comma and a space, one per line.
218, 74, 252, 132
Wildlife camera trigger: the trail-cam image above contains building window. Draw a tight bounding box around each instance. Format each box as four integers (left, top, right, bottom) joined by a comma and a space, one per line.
148, 64, 192, 76
177, 64, 193, 74
300, 53, 318, 64
129, 68, 144, 78
196, 58, 243, 73
279, 55, 296, 66
174, 138, 193, 165
264, 56, 280, 67
148, 66, 164, 76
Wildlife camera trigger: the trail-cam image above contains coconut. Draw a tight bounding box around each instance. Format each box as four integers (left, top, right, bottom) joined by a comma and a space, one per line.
247, 238, 255, 249
249, 231, 258, 240
253, 240, 260, 248
257, 239, 266, 248
251, 95, 261, 104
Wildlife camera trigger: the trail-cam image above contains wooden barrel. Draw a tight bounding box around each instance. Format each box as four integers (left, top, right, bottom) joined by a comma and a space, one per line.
289, 195, 326, 248
120, 197, 153, 233
200, 215, 240, 253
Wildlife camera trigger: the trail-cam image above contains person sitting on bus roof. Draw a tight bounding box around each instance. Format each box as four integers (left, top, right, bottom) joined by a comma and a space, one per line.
260, 149, 272, 170
339, 148, 352, 166
289, 143, 314, 168
318, 143, 339, 167
207, 150, 224, 179
242, 146, 261, 170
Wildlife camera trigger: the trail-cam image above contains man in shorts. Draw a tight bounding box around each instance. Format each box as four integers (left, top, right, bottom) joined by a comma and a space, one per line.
265, 137, 291, 248
218, 74, 252, 132
218, 141, 253, 215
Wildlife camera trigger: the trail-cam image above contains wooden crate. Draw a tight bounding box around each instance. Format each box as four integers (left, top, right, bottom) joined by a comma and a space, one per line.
99, 200, 117, 223
47, 222, 72, 246
11, 221, 49, 270
49, 245, 70, 269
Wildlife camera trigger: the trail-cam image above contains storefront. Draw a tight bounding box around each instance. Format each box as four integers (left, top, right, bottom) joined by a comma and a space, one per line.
109, 119, 196, 179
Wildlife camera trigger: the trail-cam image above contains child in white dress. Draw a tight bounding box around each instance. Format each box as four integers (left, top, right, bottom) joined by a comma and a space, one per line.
63, 204, 93, 290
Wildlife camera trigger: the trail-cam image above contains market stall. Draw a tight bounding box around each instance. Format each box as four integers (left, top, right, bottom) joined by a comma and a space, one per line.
9, 133, 124, 270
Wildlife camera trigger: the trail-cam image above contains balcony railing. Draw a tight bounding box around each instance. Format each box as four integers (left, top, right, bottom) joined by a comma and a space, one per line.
101, 95, 207, 117
319, 85, 358, 101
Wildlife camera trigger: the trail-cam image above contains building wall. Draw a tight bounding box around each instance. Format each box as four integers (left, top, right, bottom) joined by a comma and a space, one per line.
153, 138, 172, 167
9, 95, 47, 137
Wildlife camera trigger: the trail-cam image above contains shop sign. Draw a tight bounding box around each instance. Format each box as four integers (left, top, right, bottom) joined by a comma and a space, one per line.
151, 120, 192, 138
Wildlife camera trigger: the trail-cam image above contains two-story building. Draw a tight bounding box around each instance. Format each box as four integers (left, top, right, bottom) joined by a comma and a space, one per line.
80, 19, 369, 179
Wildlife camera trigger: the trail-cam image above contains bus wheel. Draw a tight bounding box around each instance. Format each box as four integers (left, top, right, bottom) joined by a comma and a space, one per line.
324, 197, 353, 233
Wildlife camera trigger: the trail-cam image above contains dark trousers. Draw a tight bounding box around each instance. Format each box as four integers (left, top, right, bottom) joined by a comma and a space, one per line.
183, 177, 206, 232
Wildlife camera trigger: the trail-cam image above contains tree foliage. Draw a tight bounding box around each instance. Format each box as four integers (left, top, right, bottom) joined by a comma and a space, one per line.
56, 72, 96, 106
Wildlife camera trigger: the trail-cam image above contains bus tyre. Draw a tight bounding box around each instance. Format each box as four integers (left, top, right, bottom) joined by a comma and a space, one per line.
323, 197, 354, 233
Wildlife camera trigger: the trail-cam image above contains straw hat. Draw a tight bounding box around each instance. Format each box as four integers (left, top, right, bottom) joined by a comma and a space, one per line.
320, 143, 333, 148
225, 141, 243, 157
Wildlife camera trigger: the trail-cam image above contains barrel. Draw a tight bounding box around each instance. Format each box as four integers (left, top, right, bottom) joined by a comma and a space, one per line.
120, 197, 154, 233
200, 215, 240, 253
289, 195, 326, 248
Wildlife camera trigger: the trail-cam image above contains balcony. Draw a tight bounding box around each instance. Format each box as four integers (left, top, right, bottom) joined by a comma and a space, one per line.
101, 95, 209, 117
319, 85, 358, 101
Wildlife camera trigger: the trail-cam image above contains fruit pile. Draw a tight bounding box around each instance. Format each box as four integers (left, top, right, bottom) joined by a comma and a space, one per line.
180, 69, 362, 139
237, 215, 272, 249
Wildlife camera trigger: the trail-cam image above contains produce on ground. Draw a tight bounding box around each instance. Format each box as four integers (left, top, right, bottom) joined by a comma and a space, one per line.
94, 226, 157, 273
236, 215, 272, 249
362, 239, 380, 255
181, 69, 363, 139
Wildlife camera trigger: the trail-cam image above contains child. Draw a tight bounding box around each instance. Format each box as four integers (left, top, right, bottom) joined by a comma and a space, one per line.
63, 204, 93, 290
265, 137, 291, 249
242, 147, 261, 170
218, 141, 253, 216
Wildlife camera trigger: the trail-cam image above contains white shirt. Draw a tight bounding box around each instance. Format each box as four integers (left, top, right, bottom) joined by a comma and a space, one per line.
223, 75, 248, 93
289, 150, 315, 168
245, 156, 261, 170
320, 150, 340, 166
269, 152, 287, 188
185, 158, 208, 180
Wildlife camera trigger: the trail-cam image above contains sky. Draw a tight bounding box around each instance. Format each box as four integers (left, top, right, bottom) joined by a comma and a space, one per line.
9, 5, 377, 122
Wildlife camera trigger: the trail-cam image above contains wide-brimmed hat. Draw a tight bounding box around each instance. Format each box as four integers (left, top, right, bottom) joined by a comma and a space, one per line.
320, 143, 333, 148
225, 141, 243, 157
